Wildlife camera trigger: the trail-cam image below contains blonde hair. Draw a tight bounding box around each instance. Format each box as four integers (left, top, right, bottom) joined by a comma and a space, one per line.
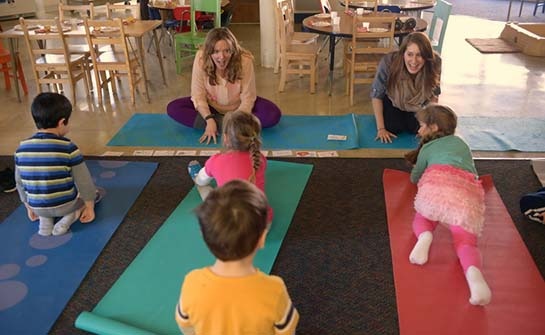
222, 111, 263, 184
405, 103, 457, 164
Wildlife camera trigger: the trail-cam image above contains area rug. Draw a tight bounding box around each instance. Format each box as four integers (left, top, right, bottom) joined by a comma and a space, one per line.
465, 38, 520, 53
75, 160, 313, 334
0, 161, 158, 335
383, 169, 545, 335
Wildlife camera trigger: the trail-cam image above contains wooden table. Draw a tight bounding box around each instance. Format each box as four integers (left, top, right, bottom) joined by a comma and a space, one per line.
339, 0, 436, 15
302, 11, 427, 94
0, 20, 166, 103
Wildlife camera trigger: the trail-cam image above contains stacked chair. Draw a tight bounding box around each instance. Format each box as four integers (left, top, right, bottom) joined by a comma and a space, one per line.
344, 14, 395, 105
275, 0, 320, 94
19, 18, 90, 105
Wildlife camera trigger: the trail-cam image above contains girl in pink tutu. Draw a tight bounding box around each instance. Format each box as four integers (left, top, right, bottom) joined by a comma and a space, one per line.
405, 104, 491, 306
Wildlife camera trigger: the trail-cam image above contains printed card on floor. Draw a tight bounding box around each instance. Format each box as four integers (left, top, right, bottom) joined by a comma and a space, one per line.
199, 150, 221, 156
175, 150, 198, 156
327, 134, 347, 141
296, 151, 317, 157
133, 150, 154, 156
101, 151, 124, 156
261, 150, 269, 157
153, 150, 175, 156
317, 151, 339, 157
271, 150, 293, 157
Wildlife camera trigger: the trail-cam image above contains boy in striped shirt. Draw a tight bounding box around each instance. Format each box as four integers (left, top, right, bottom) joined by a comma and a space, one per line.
15, 93, 97, 236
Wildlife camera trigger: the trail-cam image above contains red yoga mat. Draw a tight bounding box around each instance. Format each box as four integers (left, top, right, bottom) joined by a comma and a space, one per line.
383, 169, 545, 335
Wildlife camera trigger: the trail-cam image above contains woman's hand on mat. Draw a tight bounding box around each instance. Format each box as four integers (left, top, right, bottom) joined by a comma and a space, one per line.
200, 119, 218, 145
375, 128, 397, 143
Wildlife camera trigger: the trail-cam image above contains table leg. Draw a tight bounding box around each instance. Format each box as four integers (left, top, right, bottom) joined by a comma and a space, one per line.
151, 29, 167, 85
507, 0, 513, 21
328, 34, 335, 96
137, 36, 149, 85
8, 38, 21, 102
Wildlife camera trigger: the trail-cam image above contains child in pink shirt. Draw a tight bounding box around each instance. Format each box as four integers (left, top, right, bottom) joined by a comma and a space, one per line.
189, 111, 273, 222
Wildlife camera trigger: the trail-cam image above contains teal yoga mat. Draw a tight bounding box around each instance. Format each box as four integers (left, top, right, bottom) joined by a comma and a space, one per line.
75, 160, 313, 335
107, 114, 359, 150
458, 116, 545, 152
355, 114, 419, 149
0, 161, 157, 335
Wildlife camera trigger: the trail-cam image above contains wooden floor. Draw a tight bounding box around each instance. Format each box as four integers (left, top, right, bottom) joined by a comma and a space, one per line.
0, 10, 544, 159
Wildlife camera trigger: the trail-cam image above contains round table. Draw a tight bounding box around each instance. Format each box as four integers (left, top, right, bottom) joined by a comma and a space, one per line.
339, 0, 436, 13
302, 11, 427, 94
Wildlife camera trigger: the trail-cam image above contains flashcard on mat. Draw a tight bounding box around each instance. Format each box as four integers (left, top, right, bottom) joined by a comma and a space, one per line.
327, 134, 347, 141
296, 151, 317, 157
175, 150, 198, 156
317, 151, 339, 157
199, 150, 221, 156
272, 150, 293, 157
153, 150, 175, 156
133, 150, 154, 156
101, 151, 124, 156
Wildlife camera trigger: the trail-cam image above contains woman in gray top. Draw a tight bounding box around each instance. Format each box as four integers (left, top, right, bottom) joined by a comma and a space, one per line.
371, 32, 442, 143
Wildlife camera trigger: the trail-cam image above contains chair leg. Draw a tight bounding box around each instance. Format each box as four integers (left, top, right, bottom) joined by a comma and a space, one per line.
16, 57, 28, 95
519, 1, 524, 16
310, 57, 316, 94
279, 60, 287, 92
94, 69, 103, 107
1, 64, 11, 90
274, 45, 280, 74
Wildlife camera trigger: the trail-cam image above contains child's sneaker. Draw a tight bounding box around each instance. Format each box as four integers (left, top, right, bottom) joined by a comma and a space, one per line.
188, 160, 202, 181
520, 188, 545, 224
0, 168, 16, 193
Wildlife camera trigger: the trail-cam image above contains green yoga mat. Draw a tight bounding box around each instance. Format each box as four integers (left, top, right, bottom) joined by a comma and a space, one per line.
76, 160, 313, 335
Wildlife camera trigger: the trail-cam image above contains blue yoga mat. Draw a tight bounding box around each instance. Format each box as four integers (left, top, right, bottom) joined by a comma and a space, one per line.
75, 160, 313, 335
0, 161, 157, 335
355, 114, 419, 149
107, 114, 359, 150
458, 116, 545, 152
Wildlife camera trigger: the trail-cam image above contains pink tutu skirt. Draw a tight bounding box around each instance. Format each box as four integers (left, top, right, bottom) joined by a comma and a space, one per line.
414, 164, 485, 235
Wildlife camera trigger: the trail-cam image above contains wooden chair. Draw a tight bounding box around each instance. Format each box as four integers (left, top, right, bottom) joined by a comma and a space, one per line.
84, 18, 149, 105
106, 2, 141, 20
174, 0, 221, 74
274, 0, 319, 74
58, 0, 95, 22
19, 18, 90, 104
0, 24, 28, 95
276, 0, 320, 94
59, 0, 95, 90
344, 14, 395, 105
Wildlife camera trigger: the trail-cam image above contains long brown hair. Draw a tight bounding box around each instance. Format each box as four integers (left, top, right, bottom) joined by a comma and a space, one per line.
222, 111, 263, 184
201, 27, 252, 85
387, 32, 440, 96
195, 179, 269, 261
405, 104, 458, 165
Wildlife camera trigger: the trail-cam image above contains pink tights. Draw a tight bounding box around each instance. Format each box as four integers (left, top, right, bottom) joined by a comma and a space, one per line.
413, 212, 481, 273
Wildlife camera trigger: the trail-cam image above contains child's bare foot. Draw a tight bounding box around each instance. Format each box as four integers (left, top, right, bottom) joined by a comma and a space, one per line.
409, 231, 433, 265
466, 266, 492, 306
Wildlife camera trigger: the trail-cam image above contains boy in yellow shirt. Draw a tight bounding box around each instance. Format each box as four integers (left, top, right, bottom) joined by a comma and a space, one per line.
175, 180, 299, 334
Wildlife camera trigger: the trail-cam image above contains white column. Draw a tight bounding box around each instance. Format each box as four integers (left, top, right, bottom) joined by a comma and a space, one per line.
259, 0, 275, 68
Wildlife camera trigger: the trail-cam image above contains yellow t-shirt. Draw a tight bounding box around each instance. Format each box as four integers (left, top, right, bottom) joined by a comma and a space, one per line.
175, 267, 299, 335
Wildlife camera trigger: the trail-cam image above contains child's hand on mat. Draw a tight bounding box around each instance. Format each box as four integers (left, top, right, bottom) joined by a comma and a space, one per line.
79, 202, 96, 223
375, 128, 397, 143
200, 120, 218, 145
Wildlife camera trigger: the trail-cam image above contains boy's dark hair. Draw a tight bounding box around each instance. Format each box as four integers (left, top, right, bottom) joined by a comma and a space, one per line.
31, 92, 72, 129
195, 179, 269, 262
